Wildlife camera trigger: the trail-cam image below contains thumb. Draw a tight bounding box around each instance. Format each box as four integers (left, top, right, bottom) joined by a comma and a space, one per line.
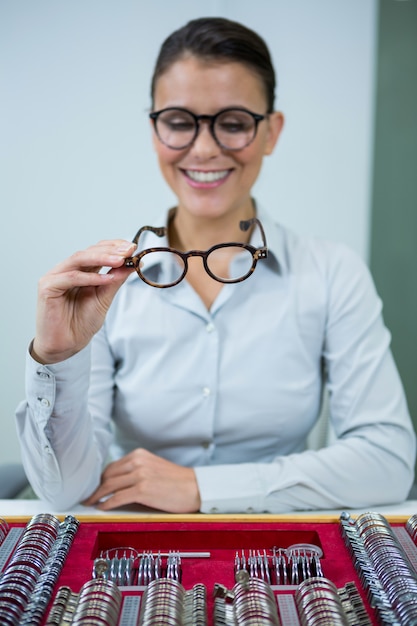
99, 265, 135, 309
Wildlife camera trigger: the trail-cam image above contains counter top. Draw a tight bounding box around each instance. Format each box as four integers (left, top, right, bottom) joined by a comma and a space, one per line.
1, 498, 416, 523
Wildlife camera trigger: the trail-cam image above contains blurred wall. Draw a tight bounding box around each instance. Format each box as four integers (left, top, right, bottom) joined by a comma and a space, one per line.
370, 0, 417, 445
0, 0, 377, 464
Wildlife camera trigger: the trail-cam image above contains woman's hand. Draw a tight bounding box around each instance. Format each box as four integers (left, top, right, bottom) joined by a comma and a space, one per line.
32, 240, 136, 364
82, 449, 202, 513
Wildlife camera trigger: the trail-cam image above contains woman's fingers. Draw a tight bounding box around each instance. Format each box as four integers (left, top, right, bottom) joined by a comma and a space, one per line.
83, 449, 201, 513
32, 239, 137, 364
48, 240, 136, 276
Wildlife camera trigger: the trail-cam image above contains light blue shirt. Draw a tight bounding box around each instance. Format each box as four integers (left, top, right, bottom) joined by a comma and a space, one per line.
16, 207, 416, 512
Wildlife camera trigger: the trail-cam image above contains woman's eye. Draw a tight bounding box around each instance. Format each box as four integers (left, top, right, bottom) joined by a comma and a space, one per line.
168, 121, 194, 131
161, 115, 194, 131
218, 122, 246, 133
217, 113, 253, 133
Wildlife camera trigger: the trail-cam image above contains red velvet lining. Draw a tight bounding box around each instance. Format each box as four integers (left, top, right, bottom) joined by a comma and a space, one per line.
6, 520, 387, 624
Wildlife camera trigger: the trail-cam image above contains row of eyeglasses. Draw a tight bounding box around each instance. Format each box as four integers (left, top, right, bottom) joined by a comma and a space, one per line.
91, 542, 324, 590
0, 513, 79, 626
340, 510, 417, 625
92, 548, 183, 586
234, 545, 323, 586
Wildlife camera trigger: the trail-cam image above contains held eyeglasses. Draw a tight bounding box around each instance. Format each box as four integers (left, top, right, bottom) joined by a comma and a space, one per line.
125, 218, 268, 288
149, 107, 267, 151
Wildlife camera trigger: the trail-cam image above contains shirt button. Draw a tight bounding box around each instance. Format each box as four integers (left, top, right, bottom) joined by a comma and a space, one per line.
37, 371, 50, 379
202, 441, 211, 449
246, 507, 254, 513
38, 397, 50, 407
202, 387, 211, 398
210, 507, 219, 513
206, 322, 215, 333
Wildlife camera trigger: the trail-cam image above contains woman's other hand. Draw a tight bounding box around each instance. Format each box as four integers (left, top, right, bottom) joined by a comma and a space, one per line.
31, 240, 136, 364
82, 449, 201, 513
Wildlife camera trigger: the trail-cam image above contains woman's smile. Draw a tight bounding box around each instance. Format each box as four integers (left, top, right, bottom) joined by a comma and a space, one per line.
182, 168, 232, 187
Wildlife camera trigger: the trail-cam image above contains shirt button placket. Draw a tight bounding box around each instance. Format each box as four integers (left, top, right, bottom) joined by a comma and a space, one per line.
201, 318, 218, 460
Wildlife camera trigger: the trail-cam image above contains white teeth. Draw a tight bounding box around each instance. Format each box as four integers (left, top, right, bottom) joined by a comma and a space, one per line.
186, 169, 229, 182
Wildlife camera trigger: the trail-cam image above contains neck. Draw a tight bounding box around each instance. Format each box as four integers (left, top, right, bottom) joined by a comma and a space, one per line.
169, 200, 256, 251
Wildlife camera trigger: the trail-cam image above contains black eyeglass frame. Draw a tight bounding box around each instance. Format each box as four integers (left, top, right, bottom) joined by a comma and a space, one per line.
149, 107, 267, 151
125, 217, 268, 288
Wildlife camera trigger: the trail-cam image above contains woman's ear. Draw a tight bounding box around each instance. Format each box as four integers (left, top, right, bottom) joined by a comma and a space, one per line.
264, 111, 284, 156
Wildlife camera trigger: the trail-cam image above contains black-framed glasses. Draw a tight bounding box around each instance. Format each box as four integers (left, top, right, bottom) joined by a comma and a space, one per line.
149, 107, 267, 151
125, 217, 268, 288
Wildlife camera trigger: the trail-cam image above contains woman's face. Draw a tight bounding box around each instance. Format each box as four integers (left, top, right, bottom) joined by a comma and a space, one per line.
151, 56, 283, 221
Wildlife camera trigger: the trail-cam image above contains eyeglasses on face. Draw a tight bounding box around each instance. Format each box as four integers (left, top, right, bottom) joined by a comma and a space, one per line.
124, 217, 268, 288
149, 107, 267, 151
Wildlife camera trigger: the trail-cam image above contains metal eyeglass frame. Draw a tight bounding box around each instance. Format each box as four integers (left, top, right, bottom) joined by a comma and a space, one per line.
149, 107, 267, 151
124, 217, 268, 288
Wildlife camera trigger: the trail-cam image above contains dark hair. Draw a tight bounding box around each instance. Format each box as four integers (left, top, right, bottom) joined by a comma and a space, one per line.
151, 17, 276, 113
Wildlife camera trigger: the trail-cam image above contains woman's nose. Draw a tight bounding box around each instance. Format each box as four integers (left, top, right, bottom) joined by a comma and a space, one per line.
191, 121, 221, 157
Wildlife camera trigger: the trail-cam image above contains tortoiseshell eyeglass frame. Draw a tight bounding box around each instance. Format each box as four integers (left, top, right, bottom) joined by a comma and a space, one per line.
124, 217, 268, 288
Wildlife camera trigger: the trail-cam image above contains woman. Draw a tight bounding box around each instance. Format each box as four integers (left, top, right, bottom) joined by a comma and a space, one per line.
16, 17, 415, 513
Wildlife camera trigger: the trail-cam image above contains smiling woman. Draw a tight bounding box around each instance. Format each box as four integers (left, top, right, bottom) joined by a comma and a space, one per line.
15, 16, 415, 515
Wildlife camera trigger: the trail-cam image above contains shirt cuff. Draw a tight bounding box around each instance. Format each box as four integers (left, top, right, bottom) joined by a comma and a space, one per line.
194, 463, 268, 514
26, 344, 91, 422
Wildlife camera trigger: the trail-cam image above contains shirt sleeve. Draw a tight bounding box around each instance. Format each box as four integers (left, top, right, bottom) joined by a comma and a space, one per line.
195, 245, 416, 513
15, 345, 113, 509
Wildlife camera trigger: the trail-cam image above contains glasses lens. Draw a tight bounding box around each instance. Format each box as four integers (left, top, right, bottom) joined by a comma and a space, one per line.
206, 246, 254, 282
214, 110, 257, 149
139, 250, 186, 287
155, 109, 196, 149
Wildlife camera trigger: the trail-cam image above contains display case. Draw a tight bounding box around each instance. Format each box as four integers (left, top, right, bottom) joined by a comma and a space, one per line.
1, 512, 417, 625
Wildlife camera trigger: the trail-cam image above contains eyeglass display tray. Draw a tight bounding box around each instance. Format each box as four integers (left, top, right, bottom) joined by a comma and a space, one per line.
1, 512, 416, 625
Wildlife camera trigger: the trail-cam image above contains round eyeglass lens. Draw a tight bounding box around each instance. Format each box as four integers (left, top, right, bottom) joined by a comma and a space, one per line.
206, 246, 254, 281
214, 110, 257, 149
155, 110, 196, 149
140, 251, 186, 287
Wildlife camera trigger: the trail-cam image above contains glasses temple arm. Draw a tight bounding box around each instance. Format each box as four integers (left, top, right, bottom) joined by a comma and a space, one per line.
239, 218, 267, 250
131, 225, 166, 246
125, 225, 167, 268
